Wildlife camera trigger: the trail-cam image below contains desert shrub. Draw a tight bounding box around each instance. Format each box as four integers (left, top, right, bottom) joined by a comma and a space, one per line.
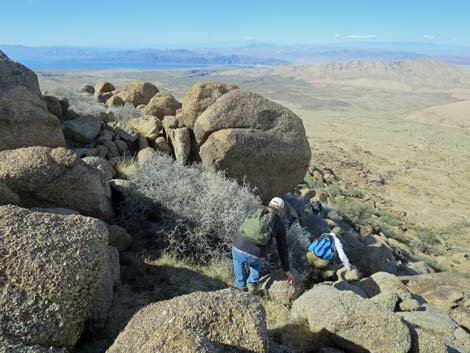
109, 103, 141, 125
47, 87, 107, 116
120, 151, 260, 263
326, 183, 342, 197
335, 197, 375, 227
46, 87, 141, 124
303, 174, 324, 189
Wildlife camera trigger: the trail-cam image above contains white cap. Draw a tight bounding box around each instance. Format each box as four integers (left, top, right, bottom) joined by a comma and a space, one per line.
269, 197, 285, 209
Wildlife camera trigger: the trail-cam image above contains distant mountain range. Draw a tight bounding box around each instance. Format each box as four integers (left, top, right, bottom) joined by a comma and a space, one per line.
0, 45, 288, 69
2, 42, 470, 69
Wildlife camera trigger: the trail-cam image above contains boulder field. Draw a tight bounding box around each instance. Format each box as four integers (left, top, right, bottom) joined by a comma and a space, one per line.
1, 50, 470, 353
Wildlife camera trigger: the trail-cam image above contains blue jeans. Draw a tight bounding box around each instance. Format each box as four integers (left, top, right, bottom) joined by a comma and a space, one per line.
232, 247, 263, 289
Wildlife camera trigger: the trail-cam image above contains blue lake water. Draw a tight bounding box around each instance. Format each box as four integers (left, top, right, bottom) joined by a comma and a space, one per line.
21, 60, 209, 70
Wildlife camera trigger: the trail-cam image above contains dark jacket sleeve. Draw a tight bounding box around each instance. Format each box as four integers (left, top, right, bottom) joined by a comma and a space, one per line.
274, 215, 290, 272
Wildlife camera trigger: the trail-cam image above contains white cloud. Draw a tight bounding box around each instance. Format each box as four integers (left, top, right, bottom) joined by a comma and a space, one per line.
335, 34, 377, 40
423, 34, 435, 40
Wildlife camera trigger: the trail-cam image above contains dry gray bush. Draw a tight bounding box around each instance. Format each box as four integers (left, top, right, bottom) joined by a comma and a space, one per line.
109, 103, 141, 125
46, 88, 140, 124
120, 151, 260, 262
47, 87, 107, 116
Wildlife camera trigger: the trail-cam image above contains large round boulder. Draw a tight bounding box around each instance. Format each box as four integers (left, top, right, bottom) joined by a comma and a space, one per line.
116, 81, 159, 106
0, 147, 113, 220
194, 90, 311, 202
143, 91, 181, 119
181, 81, 238, 128
291, 285, 411, 353
106, 289, 268, 353
0, 205, 109, 349
0, 51, 65, 151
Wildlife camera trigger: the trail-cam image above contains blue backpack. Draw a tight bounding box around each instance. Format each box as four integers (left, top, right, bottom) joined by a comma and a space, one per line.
308, 234, 335, 261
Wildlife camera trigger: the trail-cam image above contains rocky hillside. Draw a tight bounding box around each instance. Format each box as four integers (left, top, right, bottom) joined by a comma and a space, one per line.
1, 51, 470, 353
219, 58, 470, 89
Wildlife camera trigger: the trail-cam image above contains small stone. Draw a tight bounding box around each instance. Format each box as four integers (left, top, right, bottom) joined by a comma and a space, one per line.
107, 225, 133, 252
85, 148, 98, 157
113, 123, 139, 142
137, 135, 149, 150
115, 140, 131, 157
325, 219, 337, 228
332, 226, 343, 236
106, 95, 125, 107
103, 141, 119, 159
163, 116, 179, 129
96, 145, 108, 159
337, 267, 361, 282
299, 188, 315, 199
152, 136, 172, 155
96, 92, 113, 104
95, 81, 115, 94
399, 299, 420, 312
81, 84, 95, 94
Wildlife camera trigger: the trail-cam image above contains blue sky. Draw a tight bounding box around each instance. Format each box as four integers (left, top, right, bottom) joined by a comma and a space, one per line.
1, 0, 469, 47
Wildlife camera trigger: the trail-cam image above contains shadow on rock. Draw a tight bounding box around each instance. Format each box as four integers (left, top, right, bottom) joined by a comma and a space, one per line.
76, 261, 228, 353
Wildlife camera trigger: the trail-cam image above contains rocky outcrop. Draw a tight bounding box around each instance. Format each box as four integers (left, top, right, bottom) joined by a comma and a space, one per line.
399, 304, 470, 352
106, 289, 268, 353
0, 147, 113, 219
0, 51, 64, 151
0, 205, 110, 349
291, 285, 411, 353
194, 90, 311, 201
143, 91, 181, 119
180, 82, 238, 128
116, 81, 158, 106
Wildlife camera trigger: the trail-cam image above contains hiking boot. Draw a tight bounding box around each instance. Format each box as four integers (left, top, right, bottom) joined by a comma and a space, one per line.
235, 286, 248, 292
247, 282, 259, 295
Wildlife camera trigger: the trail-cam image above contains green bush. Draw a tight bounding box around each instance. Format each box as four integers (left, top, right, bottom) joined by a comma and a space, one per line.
334, 197, 374, 227
120, 151, 260, 263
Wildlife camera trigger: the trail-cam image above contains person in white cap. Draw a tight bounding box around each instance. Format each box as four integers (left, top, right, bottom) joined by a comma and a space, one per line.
232, 197, 295, 293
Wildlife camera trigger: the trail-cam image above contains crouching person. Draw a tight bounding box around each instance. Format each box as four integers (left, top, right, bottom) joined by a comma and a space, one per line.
232, 197, 296, 293
306, 231, 352, 279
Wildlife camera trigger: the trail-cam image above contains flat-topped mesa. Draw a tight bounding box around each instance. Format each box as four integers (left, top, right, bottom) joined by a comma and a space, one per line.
0, 51, 65, 151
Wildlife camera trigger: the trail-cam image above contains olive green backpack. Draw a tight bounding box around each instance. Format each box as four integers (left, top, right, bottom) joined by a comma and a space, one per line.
239, 207, 276, 246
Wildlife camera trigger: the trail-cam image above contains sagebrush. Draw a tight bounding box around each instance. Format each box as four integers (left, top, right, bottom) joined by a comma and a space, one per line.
120, 151, 260, 262
47, 87, 141, 125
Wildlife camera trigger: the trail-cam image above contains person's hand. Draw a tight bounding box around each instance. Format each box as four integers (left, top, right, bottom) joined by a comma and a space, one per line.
284, 271, 296, 284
